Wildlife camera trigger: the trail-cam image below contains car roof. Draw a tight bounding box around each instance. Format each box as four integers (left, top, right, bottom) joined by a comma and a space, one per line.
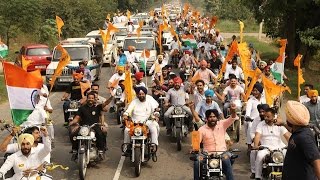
86, 29, 114, 36
22, 44, 49, 48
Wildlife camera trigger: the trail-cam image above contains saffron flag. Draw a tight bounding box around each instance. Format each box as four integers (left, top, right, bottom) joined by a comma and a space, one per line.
21, 55, 33, 71
209, 16, 218, 29
158, 24, 164, 54
55, 16, 64, 38
136, 21, 144, 38
218, 40, 239, 78
239, 20, 244, 43
293, 54, 304, 99
271, 39, 287, 83
191, 71, 201, 83
124, 69, 134, 104
127, 10, 131, 20
262, 75, 291, 106
2, 62, 43, 125
49, 45, 71, 90
80, 81, 91, 98
107, 22, 119, 33
244, 68, 262, 101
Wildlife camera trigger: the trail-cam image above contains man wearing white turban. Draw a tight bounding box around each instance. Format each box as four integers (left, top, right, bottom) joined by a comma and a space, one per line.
0, 127, 51, 179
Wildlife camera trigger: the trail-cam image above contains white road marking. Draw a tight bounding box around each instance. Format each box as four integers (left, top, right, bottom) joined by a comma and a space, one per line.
113, 156, 125, 180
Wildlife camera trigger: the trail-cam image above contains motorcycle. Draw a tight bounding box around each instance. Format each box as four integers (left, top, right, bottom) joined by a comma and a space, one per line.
158, 95, 166, 126
169, 105, 189, 151
121, 112, 159, 177
309, 123, 320, 149
74, 123, 104, 180
114, 87, 125, 125
191, 149, 240, 180
258, 146, 286, 180
226, 99, 245, 142
65, 99, 80, 125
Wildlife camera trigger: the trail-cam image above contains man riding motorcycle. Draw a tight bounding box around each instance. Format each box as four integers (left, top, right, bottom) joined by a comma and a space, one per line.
192, 60, 217, 85
164, 77, 193, 135
224, 59, 244, 87
252, 108, 290, 180
69, 91, 113, 161
122, 86, 160, 153
178, 51, 197, 81
194, 105, 238, 180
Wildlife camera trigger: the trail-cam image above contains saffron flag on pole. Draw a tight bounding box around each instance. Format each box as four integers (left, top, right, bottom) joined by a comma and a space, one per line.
218, 40, 239, 78
293, 54, 304, 99
262, 75, 291, 106
49, 45, 71, 90
55, 16, 64, 38
22, 55, 33, 71
271, 39, 287, 83
244, 68, 262, 101
239, 20, 244, 43
123, 69, 134, 104
2, 62, 43, 125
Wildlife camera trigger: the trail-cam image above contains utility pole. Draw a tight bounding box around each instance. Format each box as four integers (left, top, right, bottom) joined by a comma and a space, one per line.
258, 19, 264, 41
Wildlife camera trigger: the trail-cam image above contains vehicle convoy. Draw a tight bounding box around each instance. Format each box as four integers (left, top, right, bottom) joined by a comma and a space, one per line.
14, 44, 51, 73
45, 38, 97, 88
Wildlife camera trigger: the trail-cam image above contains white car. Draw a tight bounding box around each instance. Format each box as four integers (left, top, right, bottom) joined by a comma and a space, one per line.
46, 38, 97, 88
162, 32, 174, 50
85, 30, 118, 65
113, 23, 128, 49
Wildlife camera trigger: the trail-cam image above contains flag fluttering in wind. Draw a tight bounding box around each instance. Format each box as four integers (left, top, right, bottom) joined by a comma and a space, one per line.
0, 39, 8, 58
169, 24, 181, 47
244, 68, 262, 101
21, 55, 33, 71
2, 62, 43, 125
158, 24, 164, 53
209, 16, 218, 30
136, 21, 144, 38
107, 22, 119, 33
271, 39, 287, 83
181, 34, 197, 49
239, 20, 244, 43
262, 75, 291, 106
126, 10, 131, 20
293, 54, 304, 99
149, 10, 154, 17
218, 40, 239, 78
49, 45, 71, 90
124, 69, 134, 104
238, 42, 252, 88
55, 16, 64, 38
140, 49, 150, 73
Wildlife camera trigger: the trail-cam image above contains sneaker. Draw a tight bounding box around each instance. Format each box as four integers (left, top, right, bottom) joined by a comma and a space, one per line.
71, 150, 77, 161
250, 173, 255, 179
166, 129, 172, 136
63, 122, 69, 127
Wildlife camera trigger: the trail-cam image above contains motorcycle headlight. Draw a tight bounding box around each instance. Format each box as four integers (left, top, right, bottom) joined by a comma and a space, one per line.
272, 151, 284, 163
116, 88, 122, 96
46, 69, 54, 75
134, 127, 143, 136
70, 101, 78, 109
209, 159, 220, 168
174, 107, 183, 115
79, 127, 90, 136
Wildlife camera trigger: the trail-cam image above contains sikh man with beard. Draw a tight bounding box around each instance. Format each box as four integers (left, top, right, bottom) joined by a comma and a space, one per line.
122, 86, 159, 154
193, 105, 238, 180
303, 90, 320, 125
69, 91, 113, 161
0, 128, 51, 180
248, 104, 269, 179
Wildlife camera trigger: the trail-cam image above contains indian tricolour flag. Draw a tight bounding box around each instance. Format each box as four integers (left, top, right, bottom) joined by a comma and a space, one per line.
3, 62, 43, 125
181, 34, 197, 49
271, 39, 287, 84
0, 42, 8, 58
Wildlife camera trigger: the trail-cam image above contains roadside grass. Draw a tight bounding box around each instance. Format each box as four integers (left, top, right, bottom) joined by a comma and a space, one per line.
216, 19, 259, 33
0, 76, 7, 103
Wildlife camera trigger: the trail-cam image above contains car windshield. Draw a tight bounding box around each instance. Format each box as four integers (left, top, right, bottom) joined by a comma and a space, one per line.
53, 47, 89, 61
123, 38, 154, 51
26, 48, 50, 56
116, 28, 127, 36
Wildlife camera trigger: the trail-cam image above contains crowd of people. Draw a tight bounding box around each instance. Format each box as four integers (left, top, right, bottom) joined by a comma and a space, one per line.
0, 4, 319, 180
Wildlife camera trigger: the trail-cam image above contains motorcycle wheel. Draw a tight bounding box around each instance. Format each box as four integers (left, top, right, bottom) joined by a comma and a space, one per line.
134, 148, 142, 177
78, 152, 87, 180
176, 128, 182, 151
234, 120, 240, 143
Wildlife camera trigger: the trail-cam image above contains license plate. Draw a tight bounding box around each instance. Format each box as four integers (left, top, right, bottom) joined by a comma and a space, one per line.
268, 163, 283, 166
172, 114, 185, 118
76, 136, 92, 140
67, 109, 78, 112
131, 136, 146, 140
58, 78, 73, 82
35, 65, 46, 69
208, 169, 220, 172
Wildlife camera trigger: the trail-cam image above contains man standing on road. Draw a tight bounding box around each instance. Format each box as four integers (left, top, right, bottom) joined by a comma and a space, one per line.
282, 100, 320, 180
91, 38, 103, 81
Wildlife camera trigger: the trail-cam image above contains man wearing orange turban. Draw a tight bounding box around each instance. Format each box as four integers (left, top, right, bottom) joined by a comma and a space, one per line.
282, 100, 320, 180
303, 89, 320, 124
134, 72, 146, 88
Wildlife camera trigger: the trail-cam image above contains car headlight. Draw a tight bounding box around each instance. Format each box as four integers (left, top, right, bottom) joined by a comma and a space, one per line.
79, 127, 90, 136
116, 88, 122, 96
174, 107, 183, 115
70, 101, 78, 109
46, 69, 54, 75
134, 127, 143, 136
209, 159, 220, 168
272, 151, 284, 163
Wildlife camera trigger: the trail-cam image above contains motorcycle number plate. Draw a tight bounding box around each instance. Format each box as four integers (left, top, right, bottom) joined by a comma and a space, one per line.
76, 136, 92, 140
268, 163, 283, 166
67, 109, 78, 112
208, 169, 220, 172
172, 114, 185, 118
131, 136, 146, 140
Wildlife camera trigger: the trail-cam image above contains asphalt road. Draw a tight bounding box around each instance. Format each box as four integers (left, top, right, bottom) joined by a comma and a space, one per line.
0, 66, 252, 180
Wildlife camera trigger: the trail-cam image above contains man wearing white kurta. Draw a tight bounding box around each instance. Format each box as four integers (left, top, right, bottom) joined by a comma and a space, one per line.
123, 86, 159, 145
